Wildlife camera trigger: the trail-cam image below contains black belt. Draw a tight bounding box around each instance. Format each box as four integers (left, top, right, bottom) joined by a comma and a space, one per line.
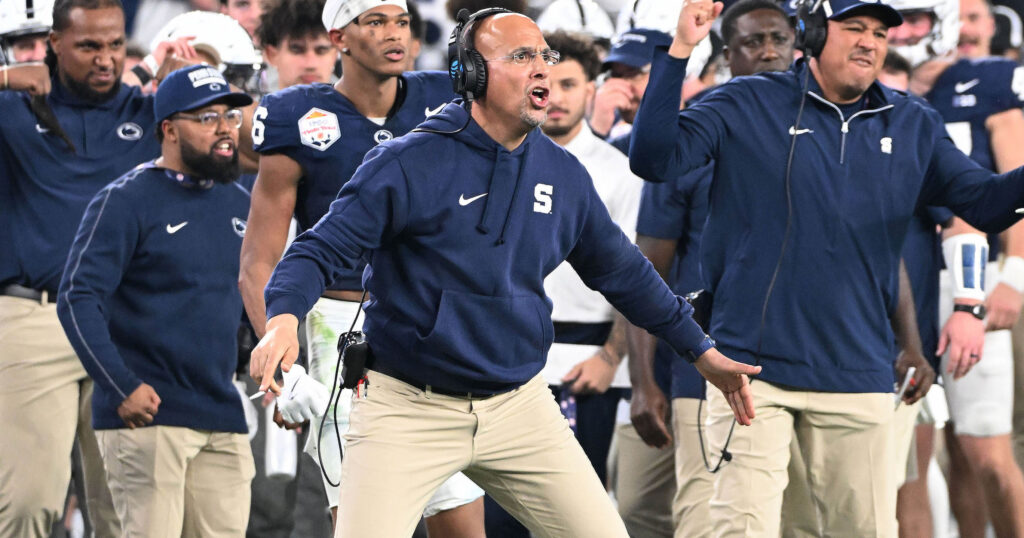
371, 362, 509, 400
2, 284, 57, 304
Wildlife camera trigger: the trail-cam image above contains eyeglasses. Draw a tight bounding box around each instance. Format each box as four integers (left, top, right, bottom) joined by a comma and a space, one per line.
487, 49, 561, 66
174, 109, 244, 129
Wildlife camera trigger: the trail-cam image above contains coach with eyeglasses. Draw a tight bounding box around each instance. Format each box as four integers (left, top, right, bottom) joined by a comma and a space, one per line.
249, 8, 760, 537
56, 64, 256, 538
629, 0, 1024, 535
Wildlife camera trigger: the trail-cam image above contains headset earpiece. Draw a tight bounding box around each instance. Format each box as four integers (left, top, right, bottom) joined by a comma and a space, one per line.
447, 7, 512, 101
794, 0, 828, 57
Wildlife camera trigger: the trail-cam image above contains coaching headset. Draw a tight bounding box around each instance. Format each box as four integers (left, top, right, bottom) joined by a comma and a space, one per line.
794, 0, 828, 57
448, 7, 513, 101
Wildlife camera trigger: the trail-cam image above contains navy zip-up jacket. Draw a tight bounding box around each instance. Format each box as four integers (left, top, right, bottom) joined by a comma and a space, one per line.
0, 79, 159, 293
630, 50, 1024, 394
57, 164, 249, 432
265, 102, 711, 394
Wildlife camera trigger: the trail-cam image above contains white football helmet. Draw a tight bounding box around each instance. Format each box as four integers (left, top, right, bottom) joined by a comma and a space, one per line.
0, 0, 54, 64
885, 0, 960, 66
537, 0, 616, 40
150, 11, 265, 93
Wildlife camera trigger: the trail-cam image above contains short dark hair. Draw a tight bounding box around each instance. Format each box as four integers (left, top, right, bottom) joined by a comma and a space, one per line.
52, 0, 124, 32
720, 0, 788, 46
256, 0, 327, 48
445, 0, 527, 21
882, 49, 911, 76
543, 30, 601, 81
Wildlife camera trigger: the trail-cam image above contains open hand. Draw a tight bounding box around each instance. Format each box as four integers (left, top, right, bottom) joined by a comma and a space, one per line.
937, 309, 984, 379
693, 348, 761, 425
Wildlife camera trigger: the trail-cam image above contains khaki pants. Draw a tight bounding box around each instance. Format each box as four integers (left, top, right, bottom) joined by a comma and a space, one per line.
97, 426, 254, 537
671, 398, 714, 538
614, 423, 675, 538
706, 380, 897, 537
1012, 314, 1024, 468
337, 371, 628, 537
0, 296, 119, 538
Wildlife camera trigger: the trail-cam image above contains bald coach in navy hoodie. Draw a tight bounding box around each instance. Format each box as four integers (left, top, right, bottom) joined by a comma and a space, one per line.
250, 9, 759, 537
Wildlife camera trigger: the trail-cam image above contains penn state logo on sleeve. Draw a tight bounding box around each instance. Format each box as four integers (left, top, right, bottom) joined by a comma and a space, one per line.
298, 107, 340, 151
117, 122, 144, 141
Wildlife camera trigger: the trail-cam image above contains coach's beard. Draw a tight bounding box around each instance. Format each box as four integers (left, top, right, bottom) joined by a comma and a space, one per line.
63, 73, 122, 104
181, 137, 240, 184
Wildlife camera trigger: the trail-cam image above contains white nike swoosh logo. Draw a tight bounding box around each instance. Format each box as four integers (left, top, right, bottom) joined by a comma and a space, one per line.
788, 126, 814, 135
954, 79, 980, 93
425, 104, 446, 117
35, 124, 49, 134
459, 193, 488, 206
166, 222, 188, 234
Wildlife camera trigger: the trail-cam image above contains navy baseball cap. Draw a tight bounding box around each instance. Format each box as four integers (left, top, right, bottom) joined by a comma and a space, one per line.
154, 64, 254, 123
821, 0, 902, 27
603, 28, 673, 70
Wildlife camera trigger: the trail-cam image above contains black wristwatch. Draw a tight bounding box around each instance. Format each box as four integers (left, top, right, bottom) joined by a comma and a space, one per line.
131, 64, 153, 85
953, 303, 987, 320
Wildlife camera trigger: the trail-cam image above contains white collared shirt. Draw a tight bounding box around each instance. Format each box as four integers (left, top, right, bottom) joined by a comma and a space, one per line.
544, 124, 645, 324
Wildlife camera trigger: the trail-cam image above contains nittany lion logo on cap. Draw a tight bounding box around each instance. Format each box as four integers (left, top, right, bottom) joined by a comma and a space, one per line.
298, 107, 340, 151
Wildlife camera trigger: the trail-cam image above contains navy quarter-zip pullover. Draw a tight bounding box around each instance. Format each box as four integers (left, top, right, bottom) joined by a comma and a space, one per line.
0, 79, 160, 293
630, 51, 1024, 393
57, 164, 249, 432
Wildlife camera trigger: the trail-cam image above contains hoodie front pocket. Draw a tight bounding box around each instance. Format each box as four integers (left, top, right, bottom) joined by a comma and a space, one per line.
421, 290, 552, 371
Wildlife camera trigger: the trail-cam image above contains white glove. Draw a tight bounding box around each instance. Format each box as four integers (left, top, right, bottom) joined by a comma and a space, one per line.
277, 365, 331, 424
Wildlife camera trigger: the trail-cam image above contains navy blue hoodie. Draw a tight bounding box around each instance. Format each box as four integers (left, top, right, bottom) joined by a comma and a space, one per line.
58, 164, 249, 432
630, 51, 1024, 394
265, 102, 711, 394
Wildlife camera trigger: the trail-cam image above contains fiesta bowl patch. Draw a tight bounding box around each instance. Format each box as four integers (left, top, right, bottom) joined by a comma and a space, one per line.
298, 107, 340, 151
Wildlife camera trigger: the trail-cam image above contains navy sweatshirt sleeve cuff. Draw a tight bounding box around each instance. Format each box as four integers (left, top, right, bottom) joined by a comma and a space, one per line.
657, 303, 713, 360
265, 291, 314, 321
